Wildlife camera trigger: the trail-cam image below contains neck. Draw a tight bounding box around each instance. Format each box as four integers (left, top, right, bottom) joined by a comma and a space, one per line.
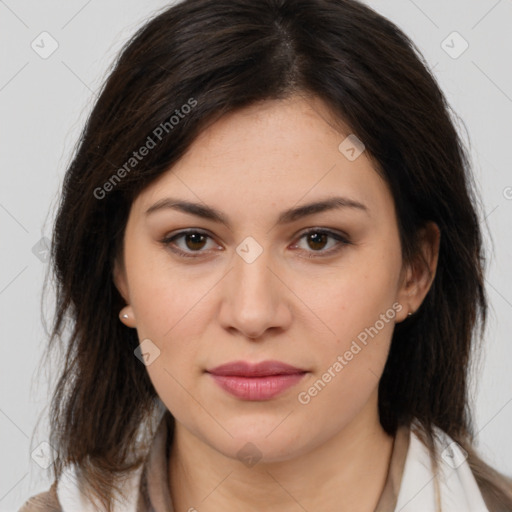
168, 393, 394, 512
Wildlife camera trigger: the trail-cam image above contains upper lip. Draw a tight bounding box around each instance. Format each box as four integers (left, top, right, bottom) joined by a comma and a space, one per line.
206, 360, 306, 377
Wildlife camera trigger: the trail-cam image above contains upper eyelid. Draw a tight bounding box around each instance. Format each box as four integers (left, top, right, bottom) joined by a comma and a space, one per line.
163, 227, 348, 240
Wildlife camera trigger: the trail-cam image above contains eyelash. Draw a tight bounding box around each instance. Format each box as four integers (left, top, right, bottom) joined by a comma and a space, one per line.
159, 228, 351, 259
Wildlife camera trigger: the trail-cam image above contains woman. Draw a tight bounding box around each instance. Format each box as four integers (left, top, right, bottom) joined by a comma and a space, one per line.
20, 0, 512, 510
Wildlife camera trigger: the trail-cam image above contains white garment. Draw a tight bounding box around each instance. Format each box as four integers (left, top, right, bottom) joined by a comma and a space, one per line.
56, 422, 489, 512
395, 423, 489, 511
57, 464, 143, 512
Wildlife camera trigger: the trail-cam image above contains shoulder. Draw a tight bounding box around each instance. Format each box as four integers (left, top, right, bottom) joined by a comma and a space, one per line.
427, 423, 512, 512
18, 481, 61, 512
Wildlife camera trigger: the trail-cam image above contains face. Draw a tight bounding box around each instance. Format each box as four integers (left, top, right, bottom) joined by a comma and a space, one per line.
114, 94, 435, 463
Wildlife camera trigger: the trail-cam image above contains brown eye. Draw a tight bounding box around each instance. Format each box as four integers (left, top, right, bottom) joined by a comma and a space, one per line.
292, 229, 350, 258
160, 230, 220, 258
183, 232, 208, 251
306, 232, 329, 251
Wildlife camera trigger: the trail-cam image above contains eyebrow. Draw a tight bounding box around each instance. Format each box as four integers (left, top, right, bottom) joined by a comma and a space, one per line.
145, 195, 369, 227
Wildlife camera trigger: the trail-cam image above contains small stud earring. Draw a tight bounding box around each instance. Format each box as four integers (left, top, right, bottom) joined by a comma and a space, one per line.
119, 307, 132, 323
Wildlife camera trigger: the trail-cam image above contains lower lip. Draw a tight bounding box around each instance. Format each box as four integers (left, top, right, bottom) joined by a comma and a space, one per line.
208, 373, 306, 400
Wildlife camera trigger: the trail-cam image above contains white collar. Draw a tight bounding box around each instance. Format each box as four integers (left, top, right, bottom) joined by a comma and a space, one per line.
395, 423, 489, 511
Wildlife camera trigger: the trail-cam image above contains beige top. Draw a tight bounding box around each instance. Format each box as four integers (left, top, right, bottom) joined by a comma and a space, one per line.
24, 411, 496, 512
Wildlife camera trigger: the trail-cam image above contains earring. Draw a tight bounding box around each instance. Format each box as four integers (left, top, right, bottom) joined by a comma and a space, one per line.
119, 306, 134, 325
408, 311, 414, 317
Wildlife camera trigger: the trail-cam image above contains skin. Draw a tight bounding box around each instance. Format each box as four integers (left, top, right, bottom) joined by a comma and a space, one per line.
114, 93, 440, 512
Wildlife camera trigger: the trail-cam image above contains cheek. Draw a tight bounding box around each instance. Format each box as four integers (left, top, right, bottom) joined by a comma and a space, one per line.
293, 237, 401, 396
126, 242, 214, 340
294, 274, 398, 429
128, 270, 211, 423
143, 356, 207, 433
299, 245, 401, 344
130, 282, 210, 379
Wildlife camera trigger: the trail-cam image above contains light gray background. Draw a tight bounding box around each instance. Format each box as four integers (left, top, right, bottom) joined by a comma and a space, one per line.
1, 1, 511, 510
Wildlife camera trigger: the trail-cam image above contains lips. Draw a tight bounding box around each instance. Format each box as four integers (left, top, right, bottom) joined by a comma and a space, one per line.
207, 360, 306, 377
206, 360, 307, 400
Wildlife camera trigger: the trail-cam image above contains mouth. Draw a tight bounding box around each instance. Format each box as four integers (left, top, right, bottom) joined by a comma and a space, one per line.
206, 360, 308, 401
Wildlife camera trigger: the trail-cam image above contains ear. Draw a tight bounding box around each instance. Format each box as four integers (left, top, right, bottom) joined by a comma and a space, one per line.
395, 222, 440, 322
113, 257, 130, 303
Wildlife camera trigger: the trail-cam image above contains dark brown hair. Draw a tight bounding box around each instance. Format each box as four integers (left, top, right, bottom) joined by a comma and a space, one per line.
39, 0, 512, 510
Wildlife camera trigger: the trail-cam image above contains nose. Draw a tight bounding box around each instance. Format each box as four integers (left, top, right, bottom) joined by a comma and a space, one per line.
217, 248, 292, 340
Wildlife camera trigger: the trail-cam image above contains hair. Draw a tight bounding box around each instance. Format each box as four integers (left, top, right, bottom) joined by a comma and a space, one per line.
40, 0, 512, 510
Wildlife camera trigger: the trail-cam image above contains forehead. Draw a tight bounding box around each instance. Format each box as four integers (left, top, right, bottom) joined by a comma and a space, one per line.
131, 95, 393, 223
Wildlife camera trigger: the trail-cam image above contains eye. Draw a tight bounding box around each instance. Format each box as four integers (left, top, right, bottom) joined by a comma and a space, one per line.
160, 230, 221, 258
160, 228, 350, 259
291, 229, 350, 258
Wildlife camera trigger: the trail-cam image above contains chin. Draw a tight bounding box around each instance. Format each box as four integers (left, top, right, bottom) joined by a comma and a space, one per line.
228, 438, 305, 466
205, 424, 311, 465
